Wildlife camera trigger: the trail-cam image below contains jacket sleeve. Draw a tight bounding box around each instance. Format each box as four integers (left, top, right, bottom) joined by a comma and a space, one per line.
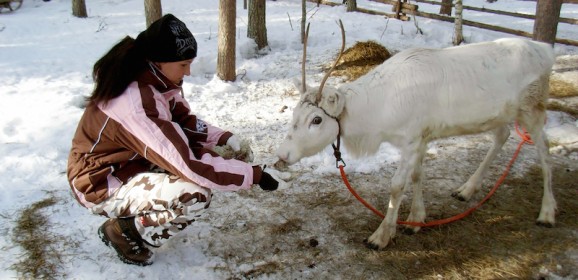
170, 94, 233, 149
99, 83, 257, 191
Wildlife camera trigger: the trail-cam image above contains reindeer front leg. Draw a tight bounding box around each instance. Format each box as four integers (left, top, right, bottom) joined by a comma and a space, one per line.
365, 141, 425, 250
365, 162, 405, 250
403, 141, 428, 234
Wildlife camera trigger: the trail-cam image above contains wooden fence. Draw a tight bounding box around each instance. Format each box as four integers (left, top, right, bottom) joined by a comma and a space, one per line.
308, 0, 578, 47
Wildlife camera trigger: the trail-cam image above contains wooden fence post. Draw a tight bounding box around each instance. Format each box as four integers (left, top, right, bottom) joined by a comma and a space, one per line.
533, 0, 563, 45
395, 0, 402, 19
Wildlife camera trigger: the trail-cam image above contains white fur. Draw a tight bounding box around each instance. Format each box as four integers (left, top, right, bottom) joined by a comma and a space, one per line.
276, 38, 557, 249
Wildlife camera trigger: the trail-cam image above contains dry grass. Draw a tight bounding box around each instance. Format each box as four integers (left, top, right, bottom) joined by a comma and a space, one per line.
269, 217, 303, 234
547, 101, 578, 118
327, 40, 392, 81
213, 138, 255, 162
10, 195, 64, 280
550, 77, 578, 98
548, 77, 578, 118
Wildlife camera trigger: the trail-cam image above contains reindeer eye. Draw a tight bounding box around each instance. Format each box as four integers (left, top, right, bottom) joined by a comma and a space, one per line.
312, 116, 322, 125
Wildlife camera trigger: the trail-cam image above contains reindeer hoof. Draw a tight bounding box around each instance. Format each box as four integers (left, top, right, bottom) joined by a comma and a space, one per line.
401, 227, 418, 235
451, 192, 467, 201
536, 221, 554, 228
363, 239, 380, 251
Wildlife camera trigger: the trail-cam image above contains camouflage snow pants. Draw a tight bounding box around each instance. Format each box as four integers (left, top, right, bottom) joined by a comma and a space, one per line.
90, 172, 212, 247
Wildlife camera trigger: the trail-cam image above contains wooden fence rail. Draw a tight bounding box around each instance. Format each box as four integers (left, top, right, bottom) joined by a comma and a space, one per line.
308, 0, 578, 47
409, 8, 578, 47
408, 0, 578, 47
412, 0, 578, 26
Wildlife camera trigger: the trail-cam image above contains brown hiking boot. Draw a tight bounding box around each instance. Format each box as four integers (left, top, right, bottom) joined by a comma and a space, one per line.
98, 218, 154, 266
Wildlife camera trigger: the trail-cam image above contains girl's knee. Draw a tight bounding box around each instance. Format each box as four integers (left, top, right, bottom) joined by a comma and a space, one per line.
181, 190, 211, 207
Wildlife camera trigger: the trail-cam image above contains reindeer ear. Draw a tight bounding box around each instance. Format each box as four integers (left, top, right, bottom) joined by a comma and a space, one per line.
319, 89, 345, 117
326, 93, 338, 105
294, 77, 319, 103
293, 77, 306, 94
301, 89, 317, 104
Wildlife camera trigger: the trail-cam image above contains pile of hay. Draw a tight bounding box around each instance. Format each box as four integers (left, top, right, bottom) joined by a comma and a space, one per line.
547, 77, 578, 118
548, 55, 578, 118
329, 40, 392, 81
550, 77, 578, 98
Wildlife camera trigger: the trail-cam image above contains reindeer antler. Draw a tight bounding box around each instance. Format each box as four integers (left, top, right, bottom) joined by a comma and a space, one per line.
316, 19, 346, 104
302, 22, 310, 94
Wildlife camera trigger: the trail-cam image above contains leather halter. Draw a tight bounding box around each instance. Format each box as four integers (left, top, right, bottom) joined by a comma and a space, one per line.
301, 100, 345, 167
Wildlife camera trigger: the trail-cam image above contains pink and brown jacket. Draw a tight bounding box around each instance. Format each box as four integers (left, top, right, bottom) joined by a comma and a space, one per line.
67, 66, 262, 208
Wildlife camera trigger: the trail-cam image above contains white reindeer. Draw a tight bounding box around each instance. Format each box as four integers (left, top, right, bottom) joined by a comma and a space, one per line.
275, 23, 557, 250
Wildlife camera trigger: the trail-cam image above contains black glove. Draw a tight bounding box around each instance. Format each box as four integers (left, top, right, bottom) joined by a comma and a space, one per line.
259, 171, 279, 191
257, 165, 289, 191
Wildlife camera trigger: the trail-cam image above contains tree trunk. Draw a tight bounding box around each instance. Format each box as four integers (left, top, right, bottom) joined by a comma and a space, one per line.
346, 0, 357, 12
533, 0, 563, 45
439, 0, 452, 16
248, 0, 268, 50
144, 0, 162, 28
218, 0, 237, 81
72, 0, 87, 18
453, 0, 463, 45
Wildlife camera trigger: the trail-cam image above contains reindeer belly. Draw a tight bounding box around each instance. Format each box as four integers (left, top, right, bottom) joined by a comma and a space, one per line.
428, 97, 518, 139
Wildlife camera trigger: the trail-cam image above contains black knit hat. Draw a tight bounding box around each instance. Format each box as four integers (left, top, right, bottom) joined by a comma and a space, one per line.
135, 14, 197, 62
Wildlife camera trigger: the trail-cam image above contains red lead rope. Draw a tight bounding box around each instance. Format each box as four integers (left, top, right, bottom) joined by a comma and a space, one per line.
338, 123, 534, 227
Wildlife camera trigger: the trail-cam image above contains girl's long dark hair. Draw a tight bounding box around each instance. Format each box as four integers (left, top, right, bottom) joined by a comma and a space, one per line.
88, 36, 148, 105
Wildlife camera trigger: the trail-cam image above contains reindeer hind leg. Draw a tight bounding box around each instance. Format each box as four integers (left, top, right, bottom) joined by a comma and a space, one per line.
517, 78, 556, 226
452, 125, 510, 201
